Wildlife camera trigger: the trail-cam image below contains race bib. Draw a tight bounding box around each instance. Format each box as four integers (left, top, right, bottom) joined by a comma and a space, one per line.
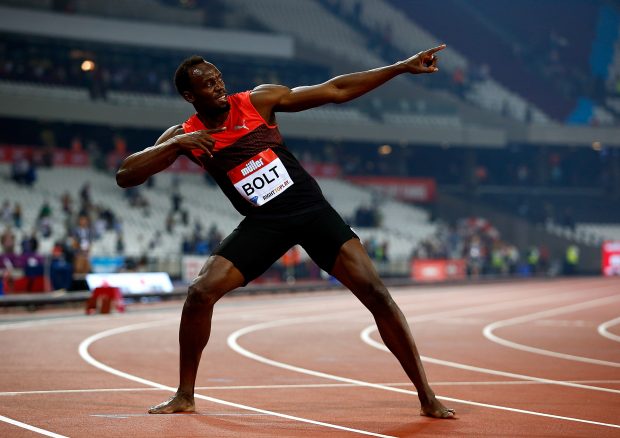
227, 149, 294, 206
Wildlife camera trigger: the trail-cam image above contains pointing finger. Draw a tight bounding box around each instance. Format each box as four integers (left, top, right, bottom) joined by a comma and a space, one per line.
206, 126, 226, 134
426, 44, 447, 55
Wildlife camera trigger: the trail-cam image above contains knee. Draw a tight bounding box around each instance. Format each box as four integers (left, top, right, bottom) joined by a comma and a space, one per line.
362, 282, 395, 313
186, 280, 220, 308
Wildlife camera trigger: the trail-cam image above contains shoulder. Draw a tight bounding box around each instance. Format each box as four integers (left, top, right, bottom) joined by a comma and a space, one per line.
250, 84, 291, 107
249, 85, 292, 122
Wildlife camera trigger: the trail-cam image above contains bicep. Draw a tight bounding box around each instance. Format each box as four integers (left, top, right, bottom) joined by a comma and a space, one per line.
252, 83, 341, 114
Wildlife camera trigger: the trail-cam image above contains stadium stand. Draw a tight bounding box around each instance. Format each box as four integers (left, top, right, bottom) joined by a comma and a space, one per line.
2, 0, 620, 291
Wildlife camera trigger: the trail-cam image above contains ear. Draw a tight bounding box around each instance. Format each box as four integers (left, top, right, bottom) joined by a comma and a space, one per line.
183, 91, 195, 103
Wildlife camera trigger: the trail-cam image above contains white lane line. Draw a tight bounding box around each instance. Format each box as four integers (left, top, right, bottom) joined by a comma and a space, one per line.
91, 412, 270, 418
598, 316, 620, 343
78, 318, 394, 438
229, 318, 620, 430
227, 293, 620, 430
3, 379, 620, 397
0, 314, 111, 331
361, 327, 620, 395
482, 295, 620, 367
0, 414, 68, 438
361, 294, 620, 395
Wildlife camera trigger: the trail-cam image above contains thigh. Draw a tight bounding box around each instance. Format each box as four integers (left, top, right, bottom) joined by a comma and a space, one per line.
330, 238, 383, 291
299, 206, 358, 273
213, 217, 296, 285
330, 238, 392, 310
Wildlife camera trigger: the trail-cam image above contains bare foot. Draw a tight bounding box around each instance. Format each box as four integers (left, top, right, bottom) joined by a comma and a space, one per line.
148, 392, 195, 414
420, 398, 455, 419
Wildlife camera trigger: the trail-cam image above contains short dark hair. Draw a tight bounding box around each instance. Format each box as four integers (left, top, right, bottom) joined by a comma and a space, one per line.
174, 55, 206, 96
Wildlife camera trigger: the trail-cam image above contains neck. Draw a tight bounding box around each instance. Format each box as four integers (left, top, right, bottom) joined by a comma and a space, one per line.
195, 106, 229, 129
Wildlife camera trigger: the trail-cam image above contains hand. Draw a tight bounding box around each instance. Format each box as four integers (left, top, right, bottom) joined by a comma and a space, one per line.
175, 127, 226, 159
402, 44, 446, 74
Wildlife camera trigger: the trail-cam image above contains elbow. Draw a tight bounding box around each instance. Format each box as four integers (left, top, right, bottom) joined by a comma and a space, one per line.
332, 87, 354, 105
116, 168, 135, 188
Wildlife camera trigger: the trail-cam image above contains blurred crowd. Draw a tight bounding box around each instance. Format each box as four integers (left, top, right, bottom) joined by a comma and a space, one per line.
0, 35, 328, 99
412, 218, 550, 278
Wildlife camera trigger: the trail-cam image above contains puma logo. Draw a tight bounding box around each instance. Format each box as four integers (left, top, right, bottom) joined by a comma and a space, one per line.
233, 119, 249, 130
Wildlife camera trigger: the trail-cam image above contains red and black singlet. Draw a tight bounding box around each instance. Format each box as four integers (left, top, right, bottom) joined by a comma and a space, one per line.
182, 91, 328, 218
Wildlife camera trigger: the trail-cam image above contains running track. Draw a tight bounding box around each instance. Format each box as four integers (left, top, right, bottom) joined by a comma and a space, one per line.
1, 277, 619, 437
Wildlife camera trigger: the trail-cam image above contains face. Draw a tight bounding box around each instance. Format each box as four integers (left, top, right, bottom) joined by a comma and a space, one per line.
184, 62, 229, 114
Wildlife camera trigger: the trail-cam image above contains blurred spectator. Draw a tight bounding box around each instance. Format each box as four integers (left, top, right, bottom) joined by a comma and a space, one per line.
1, 227, 16, 255
38, 200, 52, 220
61, 191, 73, 215
20, 230, 39, 255
12, 203, 22, 229
564, 244, 579, 275
1, 201, 11, 224
171, 189, 183, 213
280, 245, 301, 283
38, 214, 53, 239
79, 182, 91, 208
11, 155, 36, 186
526, 246, 540, 274
73, 215, 93, 253
412, 218, 525, 279
50, 238, 75, 290
468, 235, 484, 278
207, 224, 222, 251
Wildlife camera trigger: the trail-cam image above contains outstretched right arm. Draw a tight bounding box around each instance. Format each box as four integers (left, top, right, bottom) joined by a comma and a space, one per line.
115, 125, 225, 188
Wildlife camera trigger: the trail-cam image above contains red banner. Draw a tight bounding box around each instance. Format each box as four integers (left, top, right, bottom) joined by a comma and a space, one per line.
0, 145, 89, 167
347, 176, 436, 202
411, 259, 466, 282
602, 241, 620, 276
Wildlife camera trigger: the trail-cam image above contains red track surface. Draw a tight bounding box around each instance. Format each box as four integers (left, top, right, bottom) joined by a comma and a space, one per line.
1, 277, 619, 437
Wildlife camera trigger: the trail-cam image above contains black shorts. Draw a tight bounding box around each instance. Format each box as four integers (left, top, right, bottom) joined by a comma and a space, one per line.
213, 205, 358, 285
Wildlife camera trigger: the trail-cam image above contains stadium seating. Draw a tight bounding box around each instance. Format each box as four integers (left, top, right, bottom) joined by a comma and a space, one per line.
1, 163, 438, 261
226, 0, 385, 69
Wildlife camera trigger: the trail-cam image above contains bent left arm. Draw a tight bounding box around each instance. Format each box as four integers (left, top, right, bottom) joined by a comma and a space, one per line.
251, 44, 445, 119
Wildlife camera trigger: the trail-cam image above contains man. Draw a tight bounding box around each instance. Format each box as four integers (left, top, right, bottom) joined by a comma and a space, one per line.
116, 44, 455, 419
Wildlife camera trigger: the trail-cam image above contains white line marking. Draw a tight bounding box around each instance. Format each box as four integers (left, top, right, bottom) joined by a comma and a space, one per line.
230, 317, 620, 429
482, 295, 620, 367
0, 314, 106, 331
78, 318, 394, 438
2, 379, 620, 397
0, 414, 68, 438
598, 316, 620, 343
362, 327, 620, 395
91, 412, 270, 418
227, 291, 620, 430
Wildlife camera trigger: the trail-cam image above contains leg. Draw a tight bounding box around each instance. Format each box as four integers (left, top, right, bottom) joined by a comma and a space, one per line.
149, 255, 244, 414
330, 239, 455, 418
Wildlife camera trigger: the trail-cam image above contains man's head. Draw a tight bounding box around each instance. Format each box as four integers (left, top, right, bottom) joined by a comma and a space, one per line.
174, 56, 229, 115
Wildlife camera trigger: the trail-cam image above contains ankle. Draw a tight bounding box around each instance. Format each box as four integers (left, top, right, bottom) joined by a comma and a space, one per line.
176, 389, 194, 400
418, 390, 436, 406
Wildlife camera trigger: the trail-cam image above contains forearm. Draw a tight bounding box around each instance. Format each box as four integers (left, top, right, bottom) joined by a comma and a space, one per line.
116, 140, 178, 188
328, 61, 408, 103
